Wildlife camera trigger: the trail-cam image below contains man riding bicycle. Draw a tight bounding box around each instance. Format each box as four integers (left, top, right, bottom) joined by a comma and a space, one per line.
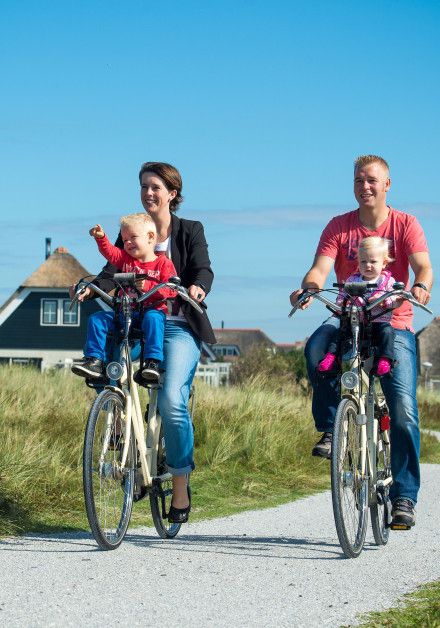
289, 155, 433, 529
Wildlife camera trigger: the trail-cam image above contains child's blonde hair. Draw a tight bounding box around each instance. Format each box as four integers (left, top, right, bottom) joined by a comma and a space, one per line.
119, 212, 156, 233
358, 236, 394, 264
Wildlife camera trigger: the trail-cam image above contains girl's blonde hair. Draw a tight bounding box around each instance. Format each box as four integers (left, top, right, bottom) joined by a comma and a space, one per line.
119, 212, 156, 233
358, 236, 394, 264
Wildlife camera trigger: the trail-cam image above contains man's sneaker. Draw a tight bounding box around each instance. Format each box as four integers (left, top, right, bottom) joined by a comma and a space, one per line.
71, 357, 103, 379
312, 432, 333, 459
141, 359, 160, 384
390, 498, 415, 530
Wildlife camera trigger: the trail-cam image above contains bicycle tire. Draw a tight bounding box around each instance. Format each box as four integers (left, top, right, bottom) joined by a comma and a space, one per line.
370, 423, 391, 545
83, 389, 135, 550
331, 398, 369, 558
149, 425, 182, 539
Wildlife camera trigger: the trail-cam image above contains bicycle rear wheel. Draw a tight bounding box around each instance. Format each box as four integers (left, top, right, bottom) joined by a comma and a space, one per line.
149, 426, 182, 539
331, 398, 369, 558
83, 389, 135, 550
370, 423, 391, 545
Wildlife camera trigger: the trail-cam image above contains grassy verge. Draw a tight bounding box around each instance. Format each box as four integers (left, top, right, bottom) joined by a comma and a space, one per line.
354, 580, 440, 627
419, 389, 440, 432
1, 366, 439, 537
0, 367, 330, 536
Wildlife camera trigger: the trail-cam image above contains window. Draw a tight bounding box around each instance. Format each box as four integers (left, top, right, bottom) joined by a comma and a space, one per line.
41, 299, 80, 326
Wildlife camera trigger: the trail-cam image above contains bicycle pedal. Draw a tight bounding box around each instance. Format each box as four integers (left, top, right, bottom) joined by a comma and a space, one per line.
389, 523, 411, 531
133, 485, 148, 502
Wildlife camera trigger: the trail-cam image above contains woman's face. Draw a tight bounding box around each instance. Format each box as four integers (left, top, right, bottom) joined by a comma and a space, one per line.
140, 172, 177, 215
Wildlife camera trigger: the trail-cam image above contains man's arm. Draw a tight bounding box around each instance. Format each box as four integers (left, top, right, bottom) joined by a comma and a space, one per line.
409, 251, 433, 306
289, 255, 334, 309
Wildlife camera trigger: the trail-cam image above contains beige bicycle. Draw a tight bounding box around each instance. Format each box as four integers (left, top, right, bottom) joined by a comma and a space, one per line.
72, 272, 202, 550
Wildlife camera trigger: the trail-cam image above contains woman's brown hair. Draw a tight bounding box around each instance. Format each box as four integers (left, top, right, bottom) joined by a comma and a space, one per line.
138, 162, 183, 212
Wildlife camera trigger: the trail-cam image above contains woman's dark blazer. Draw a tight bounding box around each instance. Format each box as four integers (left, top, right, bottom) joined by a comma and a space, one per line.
93, 213, 216, 344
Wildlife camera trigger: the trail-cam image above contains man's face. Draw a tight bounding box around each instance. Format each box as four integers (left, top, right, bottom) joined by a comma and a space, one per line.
354, 162, 391, 210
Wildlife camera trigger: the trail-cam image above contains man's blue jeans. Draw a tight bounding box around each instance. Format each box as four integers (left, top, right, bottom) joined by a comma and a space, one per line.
304, 321, 420, 503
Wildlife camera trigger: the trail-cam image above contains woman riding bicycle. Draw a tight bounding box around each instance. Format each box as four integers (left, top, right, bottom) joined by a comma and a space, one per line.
74, 162, 216, 523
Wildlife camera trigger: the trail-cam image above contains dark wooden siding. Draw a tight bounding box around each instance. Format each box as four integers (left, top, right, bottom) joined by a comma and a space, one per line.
416, 319, 440, 378
0, 291, 105, 350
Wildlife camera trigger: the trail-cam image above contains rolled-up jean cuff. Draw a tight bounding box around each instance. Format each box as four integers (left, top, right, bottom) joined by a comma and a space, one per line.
167, 463, 195, 477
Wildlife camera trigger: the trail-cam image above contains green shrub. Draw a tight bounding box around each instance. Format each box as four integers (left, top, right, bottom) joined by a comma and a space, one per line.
230, 346, 309, 391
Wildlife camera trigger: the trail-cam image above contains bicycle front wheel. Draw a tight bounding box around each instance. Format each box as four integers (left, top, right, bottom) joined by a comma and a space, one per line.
370, 423, 391, 545
331, 398, 369, 558
149, 425, 182, 539
83, 389, 135, 550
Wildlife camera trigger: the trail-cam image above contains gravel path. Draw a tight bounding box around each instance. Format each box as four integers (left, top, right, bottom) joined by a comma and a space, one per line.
1, 463, 439, 628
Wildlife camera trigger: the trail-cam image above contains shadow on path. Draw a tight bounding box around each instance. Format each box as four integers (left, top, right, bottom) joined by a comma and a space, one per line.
0, 529, 382, 561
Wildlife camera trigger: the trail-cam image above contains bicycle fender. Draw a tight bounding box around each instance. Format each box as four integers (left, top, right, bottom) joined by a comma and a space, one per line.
104, 385, 126, 403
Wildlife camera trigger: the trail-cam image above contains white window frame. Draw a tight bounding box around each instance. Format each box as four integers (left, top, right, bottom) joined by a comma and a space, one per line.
40, 298, 80, 327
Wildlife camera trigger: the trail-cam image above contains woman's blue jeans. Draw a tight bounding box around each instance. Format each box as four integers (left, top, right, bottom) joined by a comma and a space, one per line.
157, 321, 201, 476
304, 321, 420, 503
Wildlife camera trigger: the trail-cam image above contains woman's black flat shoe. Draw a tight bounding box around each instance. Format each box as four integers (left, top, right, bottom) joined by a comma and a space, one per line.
168, 486, 191, 523
167, 503, 191, 523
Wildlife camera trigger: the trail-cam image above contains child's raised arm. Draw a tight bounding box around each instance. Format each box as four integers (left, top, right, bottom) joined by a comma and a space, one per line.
89, 224, 105, 239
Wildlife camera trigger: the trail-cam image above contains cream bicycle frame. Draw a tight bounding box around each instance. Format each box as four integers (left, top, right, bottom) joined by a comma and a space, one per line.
105, 341, 172, 490
341, 354, 391, 506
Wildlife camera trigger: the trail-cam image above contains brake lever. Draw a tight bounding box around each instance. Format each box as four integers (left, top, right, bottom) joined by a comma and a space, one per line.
288, 291, 312, 318
69, 285, 87, 311
176, 287, 204, 314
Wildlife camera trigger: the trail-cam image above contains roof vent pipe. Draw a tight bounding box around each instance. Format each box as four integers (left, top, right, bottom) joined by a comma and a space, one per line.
45, 237, 52, 260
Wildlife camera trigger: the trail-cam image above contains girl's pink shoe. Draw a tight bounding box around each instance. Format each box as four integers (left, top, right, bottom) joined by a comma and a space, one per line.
376, 357, 391, 376
318, 352, 336, 372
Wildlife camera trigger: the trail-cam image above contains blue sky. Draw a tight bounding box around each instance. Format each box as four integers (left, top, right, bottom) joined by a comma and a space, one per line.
1, 0, 439, 341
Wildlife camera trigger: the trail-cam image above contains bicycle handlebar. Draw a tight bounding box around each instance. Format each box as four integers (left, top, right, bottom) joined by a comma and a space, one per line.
70, 273, 204, 315
289, 284, 433, 318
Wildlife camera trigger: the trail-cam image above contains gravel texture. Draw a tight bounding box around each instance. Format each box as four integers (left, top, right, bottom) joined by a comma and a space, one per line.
1, 463, 439, 627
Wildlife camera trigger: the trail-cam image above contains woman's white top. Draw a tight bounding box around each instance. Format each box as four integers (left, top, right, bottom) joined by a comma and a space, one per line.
155, 237, 186, 322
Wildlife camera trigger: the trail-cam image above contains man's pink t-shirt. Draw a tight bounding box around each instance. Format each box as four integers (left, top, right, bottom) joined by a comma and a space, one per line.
316, 207, 428, 331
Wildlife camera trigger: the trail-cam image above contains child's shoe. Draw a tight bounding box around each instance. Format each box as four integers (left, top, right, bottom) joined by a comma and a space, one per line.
318, 352, 336, 372
141, 359, 160, 384
375, 357, 392, 377
71, 357, 103, 378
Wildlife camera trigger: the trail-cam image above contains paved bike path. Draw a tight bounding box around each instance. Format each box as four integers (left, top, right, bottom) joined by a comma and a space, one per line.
1, 463, 439, 627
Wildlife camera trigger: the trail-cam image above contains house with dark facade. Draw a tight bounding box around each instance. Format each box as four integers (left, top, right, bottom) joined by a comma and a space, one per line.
211, 328, 276, 360
0, 243, 221, 379
0, 246, 109, 370
416, 317, 440, 385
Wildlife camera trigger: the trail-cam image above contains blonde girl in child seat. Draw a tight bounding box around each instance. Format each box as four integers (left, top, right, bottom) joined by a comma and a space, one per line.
318, 236, 399, 377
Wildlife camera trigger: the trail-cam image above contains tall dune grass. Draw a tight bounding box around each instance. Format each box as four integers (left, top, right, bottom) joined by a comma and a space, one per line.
0, 366, 439, 536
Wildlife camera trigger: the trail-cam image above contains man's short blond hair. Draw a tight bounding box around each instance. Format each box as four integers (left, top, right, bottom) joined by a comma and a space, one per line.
119, 212, 156, 233
354, 155, 390, 176
358, 236, 394, 264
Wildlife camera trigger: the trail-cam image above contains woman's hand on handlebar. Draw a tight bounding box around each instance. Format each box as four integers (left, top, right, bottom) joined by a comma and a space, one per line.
69, 283, 92, 301
188, 284, 206, 302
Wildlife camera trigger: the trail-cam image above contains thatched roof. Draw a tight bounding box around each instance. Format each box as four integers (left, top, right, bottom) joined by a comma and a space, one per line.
213, 328, 275, 353
22, 247, 90, 288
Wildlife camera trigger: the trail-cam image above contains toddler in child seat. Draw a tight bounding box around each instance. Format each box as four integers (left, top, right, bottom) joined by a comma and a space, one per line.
318, 236, 399, 377
72, 212, 176, 384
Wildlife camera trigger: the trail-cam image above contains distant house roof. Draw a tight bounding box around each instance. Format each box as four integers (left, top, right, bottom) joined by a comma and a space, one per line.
22, 247, 90, 288
212, 328, 275, 353
0, 247, 91, 318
